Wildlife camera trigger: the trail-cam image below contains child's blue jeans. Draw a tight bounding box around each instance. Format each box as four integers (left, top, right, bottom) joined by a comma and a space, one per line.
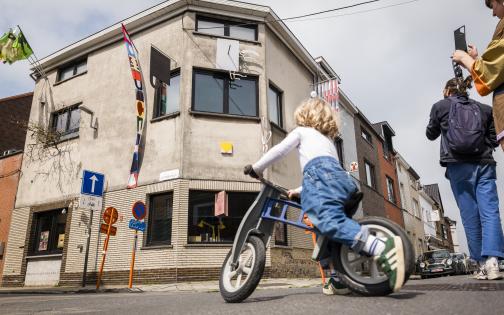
446, 163, 504, 261
301, 156, 366, 249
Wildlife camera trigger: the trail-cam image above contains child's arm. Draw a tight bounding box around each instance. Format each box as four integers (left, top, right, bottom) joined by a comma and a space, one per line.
252, 129, 301, 175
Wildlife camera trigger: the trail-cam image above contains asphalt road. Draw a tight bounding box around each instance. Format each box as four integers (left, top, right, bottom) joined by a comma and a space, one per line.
1, 275, 503, 315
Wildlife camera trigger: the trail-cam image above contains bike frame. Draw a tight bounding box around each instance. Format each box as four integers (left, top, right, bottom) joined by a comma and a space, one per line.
229, 178, 313, 267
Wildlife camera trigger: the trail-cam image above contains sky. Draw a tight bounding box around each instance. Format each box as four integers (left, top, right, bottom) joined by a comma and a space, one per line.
1, 0, 503, 255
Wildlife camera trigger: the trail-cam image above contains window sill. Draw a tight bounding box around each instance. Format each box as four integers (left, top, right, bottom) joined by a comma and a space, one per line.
151, 111, 180, 123
185, 243, 232, 248
46, 133, 79, 147
192, 31, 261, 46
54, 71, 88, 86
361, 138, 373, 146
272, 244, 291, 249
141, 244, 173, 250
189, 110, 261, 122
26, 253, 63, 259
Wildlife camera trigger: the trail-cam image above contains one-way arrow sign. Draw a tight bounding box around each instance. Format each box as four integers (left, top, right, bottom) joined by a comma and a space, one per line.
81, 170, 105, 197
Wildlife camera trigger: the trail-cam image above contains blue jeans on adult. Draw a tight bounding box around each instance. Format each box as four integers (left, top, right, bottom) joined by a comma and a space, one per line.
446, 163, 504, 261
301, 156, 365, 249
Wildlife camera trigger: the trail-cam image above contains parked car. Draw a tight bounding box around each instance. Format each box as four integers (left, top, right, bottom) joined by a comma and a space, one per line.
451, 253, 476, 275
418, 249, 455, 279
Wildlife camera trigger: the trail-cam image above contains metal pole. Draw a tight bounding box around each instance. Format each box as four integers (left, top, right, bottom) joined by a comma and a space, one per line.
128, 229, 138, 288
82, 210, 93, 287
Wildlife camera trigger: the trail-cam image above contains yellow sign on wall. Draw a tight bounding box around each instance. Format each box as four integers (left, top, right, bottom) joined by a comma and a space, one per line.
219, 141, 233, 154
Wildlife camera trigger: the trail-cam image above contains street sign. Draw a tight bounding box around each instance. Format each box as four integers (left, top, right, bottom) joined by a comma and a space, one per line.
100, 223, 117, 236
131, 201, 146, 220
129, 219, 146, 232
79, 195, 103, 211
81, 170, 105, 197
103, 207, 118, 225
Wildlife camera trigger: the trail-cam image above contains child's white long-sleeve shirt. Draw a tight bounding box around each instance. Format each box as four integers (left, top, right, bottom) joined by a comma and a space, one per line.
252, 126, 339, 176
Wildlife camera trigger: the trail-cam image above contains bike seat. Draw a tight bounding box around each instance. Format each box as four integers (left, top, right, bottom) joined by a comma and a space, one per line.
344, 190, 363, 218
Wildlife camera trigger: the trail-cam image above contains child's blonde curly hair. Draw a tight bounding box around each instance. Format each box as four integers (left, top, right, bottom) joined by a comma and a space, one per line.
294, 98, 340, 139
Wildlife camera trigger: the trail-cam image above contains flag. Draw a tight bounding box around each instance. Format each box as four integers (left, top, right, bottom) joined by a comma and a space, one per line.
0, 29, 33, 64
315, 79, 339, 110
122, 23, 146, 189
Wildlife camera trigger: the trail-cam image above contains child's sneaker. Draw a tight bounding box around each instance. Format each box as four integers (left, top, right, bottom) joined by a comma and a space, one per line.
375, 236, 405, 292
322, 277, 351, 295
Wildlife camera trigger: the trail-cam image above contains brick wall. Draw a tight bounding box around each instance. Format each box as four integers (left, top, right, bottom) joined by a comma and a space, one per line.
0, 153, 23, 284
0, 93, 32, 154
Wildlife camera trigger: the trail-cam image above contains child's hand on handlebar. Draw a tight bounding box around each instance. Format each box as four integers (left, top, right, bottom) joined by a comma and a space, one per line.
243, 164, 261, 179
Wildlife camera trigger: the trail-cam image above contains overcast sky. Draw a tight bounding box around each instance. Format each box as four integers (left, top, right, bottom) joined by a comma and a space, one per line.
1, 0, 503, 255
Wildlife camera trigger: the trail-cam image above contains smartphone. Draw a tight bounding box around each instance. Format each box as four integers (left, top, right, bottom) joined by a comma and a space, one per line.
454, 26, 468, 52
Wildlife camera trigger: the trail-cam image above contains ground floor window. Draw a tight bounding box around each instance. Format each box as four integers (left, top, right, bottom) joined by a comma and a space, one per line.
188, 191, 257, 243
30, 209, 67, 255
147, 192, 173, 246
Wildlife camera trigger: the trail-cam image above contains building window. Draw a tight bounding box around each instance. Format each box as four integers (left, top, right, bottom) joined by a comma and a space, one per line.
386, 176, 396, 204
412, 199, 420, 217
57, 59, 87, 82
192, 69, 258, 117
364, 161, 376, 188
274, 222, 288, 246
188, 191, 257, 243
196, 16, 257, 41
268, 83, 283, 128
361, 127, 372, 144
51, 106, 80, 138
335, 137, 344, 168
30, 209, 67, 255
153, 70, 181, 118
147, 192, 173, 246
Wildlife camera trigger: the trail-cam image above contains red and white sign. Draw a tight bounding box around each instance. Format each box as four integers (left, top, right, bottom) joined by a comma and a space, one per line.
215, 191, 228, 217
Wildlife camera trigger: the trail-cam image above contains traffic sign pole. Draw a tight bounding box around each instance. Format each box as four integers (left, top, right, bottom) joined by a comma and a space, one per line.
128, 229, 138, 288
96, 207, 117, 290
82, 210, 93, 287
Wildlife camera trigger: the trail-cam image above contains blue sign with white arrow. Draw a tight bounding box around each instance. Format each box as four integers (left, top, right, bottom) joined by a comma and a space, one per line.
81, 170, 105, 197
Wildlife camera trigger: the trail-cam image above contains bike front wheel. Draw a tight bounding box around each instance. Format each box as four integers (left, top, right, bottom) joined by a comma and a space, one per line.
219, 235, 266, 303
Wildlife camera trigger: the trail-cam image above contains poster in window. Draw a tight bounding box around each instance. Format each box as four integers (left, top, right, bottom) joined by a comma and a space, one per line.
274, 222, 286, 245
215, 191, 228, 217
38, 231, 50, 251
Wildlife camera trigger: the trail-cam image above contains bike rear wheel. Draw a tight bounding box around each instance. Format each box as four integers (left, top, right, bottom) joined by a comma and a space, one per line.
333, 216, 414, 296
219, 235, 266, 303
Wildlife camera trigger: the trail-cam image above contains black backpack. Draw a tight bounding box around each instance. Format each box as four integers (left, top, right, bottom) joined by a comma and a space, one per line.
445, 96, 486, 155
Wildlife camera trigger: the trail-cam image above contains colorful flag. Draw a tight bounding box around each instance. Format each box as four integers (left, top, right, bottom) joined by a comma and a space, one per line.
122, 24, 146, 189
315, 79, 339, 110
0, 28, 33, 64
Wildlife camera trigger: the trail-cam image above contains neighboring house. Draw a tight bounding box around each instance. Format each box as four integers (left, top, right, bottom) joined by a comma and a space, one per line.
314, 57, 363, 218
0, 92, 32, 285
423, 184, 454, 252
372, 122, 403, 228
1, 0, 344, 287
419, 188, 441, 250
354, 112, 385, 218
395, 153, 425, 257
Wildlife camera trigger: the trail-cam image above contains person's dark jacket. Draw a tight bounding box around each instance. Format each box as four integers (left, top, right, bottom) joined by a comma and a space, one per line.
426, 95, 498, 167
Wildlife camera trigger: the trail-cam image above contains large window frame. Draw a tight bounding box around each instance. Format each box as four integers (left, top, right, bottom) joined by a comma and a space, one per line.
153, 69, 181, 119
361, 127, 373, 145
191, 68, 259, 118
267, 82, 283, 128
364, 160, 376, 188
188, 190, 258, 244
51, 105, 80, 139
146, 192, 174, 247
386, 176, 396, 204
30, 209, 67, 256
195, 16, 258, 41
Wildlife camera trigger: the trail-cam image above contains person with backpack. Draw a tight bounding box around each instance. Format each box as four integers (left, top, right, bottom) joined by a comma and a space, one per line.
426, 77, 504, 280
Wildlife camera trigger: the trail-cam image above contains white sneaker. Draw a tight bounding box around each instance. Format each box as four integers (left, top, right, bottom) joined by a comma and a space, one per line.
485, 257, 503, 280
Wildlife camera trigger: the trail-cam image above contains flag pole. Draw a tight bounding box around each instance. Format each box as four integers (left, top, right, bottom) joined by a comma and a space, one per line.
16, 24, 47, 79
